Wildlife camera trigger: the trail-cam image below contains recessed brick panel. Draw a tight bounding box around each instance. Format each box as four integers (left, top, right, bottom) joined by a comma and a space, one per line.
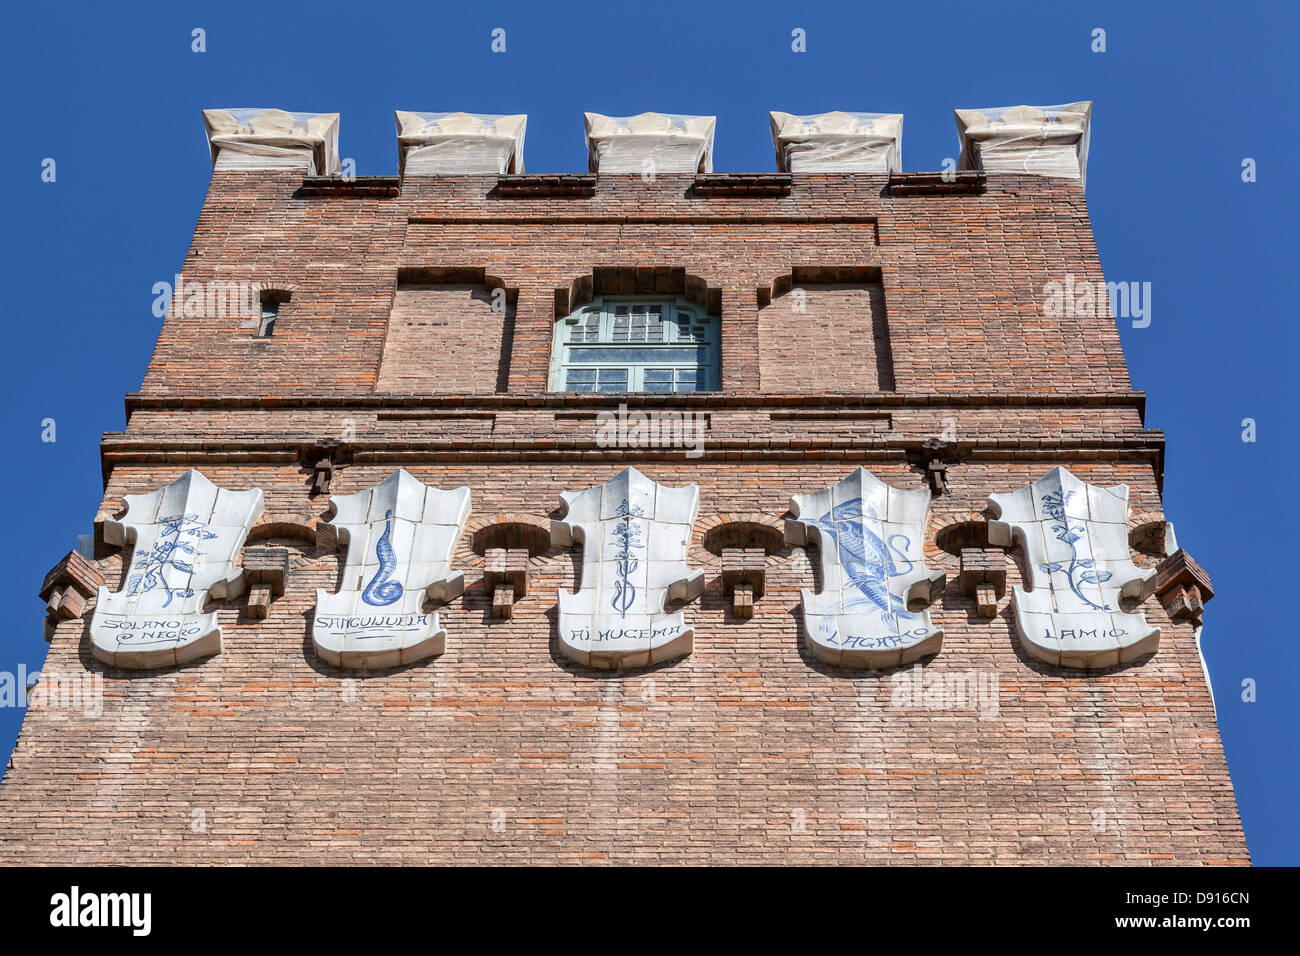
376, 284, 510, 393
759, 283, 892, 391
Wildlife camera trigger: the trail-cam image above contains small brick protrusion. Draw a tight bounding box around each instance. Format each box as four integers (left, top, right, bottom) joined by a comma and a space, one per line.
39, 550, 104, 631
960, 547, 1006, 618
312, 456, 335, 497
484, 548, 530, 619
721, 548, 766, 619
247, 585, 273, 620
1155, 549, 1213, 628
732, 582, 756, 619
492, 584, 516, 620
242, 547, 289, 618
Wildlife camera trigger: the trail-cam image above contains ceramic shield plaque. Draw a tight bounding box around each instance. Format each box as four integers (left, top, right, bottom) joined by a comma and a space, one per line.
987, 466, 1158, 668
552, 467, 705, 669
786, 468, 945, 668
313, 469, 470, 669
91, 470, 264, 669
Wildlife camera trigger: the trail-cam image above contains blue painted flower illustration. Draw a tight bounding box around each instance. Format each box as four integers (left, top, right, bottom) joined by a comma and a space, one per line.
609, 499, 645, 618
811, 498, 916, 626
362, 509, 404, 606
1037, 489, 1112, 611
126, 513, 217, 608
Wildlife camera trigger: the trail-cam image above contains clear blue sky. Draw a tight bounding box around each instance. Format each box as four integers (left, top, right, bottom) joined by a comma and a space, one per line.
1, 0, 1294, 864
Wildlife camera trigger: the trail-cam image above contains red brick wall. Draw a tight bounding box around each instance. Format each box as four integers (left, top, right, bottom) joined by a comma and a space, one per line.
0, 168, 1246, 865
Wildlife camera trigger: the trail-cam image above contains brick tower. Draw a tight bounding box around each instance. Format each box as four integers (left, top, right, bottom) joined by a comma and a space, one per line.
0, 106, 1247, 864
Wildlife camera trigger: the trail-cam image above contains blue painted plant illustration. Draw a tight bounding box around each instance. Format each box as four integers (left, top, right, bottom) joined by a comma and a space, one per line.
811, 498, 916, 627
609, 499, 645, 618
1038, 489, 1112, 611
126, 512, 217, 608
362, 509, 404, 606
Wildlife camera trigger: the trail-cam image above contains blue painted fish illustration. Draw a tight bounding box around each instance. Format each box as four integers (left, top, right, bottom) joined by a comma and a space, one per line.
362, 509, 404, 606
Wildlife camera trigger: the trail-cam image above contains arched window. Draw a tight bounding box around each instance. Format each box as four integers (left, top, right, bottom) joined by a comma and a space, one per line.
550, 297, 719, 393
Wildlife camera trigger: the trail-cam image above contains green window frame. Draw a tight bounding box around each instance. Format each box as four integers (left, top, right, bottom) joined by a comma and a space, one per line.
549, 296, 720, 393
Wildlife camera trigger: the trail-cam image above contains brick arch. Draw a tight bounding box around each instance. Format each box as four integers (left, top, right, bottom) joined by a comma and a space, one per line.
247, 512, 320, 545
698, 512, 786, 556
463, 513, 552, 568
554, 266, 722, 318
928, 511, 994, 572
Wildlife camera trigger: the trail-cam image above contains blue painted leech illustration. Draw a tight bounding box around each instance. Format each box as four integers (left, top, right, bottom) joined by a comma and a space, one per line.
811, 497, 917, 626
1037, 489, 1112, 611
126, 512, 217, 608
362, 509, 405, 606
609, 499, 645, 618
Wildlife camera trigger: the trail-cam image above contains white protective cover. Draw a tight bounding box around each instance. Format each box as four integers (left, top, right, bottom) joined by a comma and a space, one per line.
769, 111, 903, 173
202, 108, 340, 175
955, 102, 1092, 185
395, 111, 527, 175
583, 112, 716, 174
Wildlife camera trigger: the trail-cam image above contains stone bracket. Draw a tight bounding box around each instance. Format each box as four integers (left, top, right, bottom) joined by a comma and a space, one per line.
959, 547, 1006, 618
312, 455, 336, 498
1154, 549, 1214, 628
39, 549, 105, 634
721, 548, 766, 619
241, 547, 289, 620
484, 548, 529, 620
910, 438, 953, 497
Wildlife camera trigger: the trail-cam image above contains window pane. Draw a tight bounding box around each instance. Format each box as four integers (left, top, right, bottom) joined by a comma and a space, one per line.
644, 369, 673, 383
676, 368, 697, 383
565, 368, 596, 392
644, 381, 672, 393
596, 367, 628, 393
571, 314, 599, 342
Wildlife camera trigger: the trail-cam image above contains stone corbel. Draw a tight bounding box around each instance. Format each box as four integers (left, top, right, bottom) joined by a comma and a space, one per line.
241, 547, 289, 620
39, 549, 104, 638
721, 548, 766, 620
304, 441, 351, 499
959, 547, 1006, 618
700, 515, 785, 622
1154, 550, 1214, 628
469, 516, 551, 623
484, 548, 529, 619
911, 438, 953, 497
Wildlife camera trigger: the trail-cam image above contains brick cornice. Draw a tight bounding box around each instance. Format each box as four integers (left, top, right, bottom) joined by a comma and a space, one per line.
98, 433, 1166, 475
123, 390, 1149, 416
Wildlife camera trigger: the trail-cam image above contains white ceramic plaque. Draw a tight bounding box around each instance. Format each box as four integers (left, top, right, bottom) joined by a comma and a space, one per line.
313, 469, 470, 669
988, 466, 1158, 668
786, 468, 945, 668
91, 470, 264, 669
552, 467, 705, 668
